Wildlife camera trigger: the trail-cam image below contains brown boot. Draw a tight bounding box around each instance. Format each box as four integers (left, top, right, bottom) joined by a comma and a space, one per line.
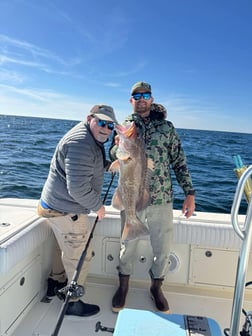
112, 274, 130, 313
150, 278, 170, 313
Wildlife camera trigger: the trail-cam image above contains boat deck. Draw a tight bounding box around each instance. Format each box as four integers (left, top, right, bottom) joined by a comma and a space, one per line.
11, 278, 252, 336
2, 198, 252, 335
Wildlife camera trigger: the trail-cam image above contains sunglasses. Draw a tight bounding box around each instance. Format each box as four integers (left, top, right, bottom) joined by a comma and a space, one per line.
132, 92, 152, 101
95, 117, 115, 130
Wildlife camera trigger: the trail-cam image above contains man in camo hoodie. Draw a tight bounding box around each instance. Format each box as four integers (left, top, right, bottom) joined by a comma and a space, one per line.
110, 82, 195, 314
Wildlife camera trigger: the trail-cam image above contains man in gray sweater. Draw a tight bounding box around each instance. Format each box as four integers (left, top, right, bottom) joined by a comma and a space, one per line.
38, 104, 117, 317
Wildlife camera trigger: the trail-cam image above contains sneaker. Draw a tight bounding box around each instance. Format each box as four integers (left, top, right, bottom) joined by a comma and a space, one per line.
66, 300, 100, 317
46, 278, 68, 299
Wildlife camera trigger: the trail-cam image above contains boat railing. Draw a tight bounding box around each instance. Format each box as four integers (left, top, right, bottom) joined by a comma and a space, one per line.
227, 164, 252, 336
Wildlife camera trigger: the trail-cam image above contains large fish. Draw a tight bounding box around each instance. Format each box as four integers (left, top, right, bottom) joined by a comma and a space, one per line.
110, 122, 154, 241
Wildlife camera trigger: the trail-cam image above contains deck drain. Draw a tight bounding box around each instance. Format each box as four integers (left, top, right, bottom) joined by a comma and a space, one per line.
0, 222, 11, 227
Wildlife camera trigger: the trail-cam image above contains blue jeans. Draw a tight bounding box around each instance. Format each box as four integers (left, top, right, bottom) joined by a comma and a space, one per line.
118, 204, 173, 279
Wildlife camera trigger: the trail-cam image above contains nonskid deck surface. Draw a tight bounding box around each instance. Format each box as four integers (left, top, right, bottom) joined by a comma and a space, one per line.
12, 281, 251, 336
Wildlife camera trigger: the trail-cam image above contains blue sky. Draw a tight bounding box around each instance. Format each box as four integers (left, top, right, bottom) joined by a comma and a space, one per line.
0, 0, 251, 133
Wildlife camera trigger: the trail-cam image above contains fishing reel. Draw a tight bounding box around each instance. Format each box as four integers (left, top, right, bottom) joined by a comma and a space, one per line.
240, 281, 252, 336
56, 281, 85, 301
224, 281, 252, 336
224, 310, 252, 336
240, 310, 252, 336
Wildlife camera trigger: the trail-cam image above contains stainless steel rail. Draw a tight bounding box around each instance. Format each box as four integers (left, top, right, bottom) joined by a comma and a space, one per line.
229, 165, 252, 336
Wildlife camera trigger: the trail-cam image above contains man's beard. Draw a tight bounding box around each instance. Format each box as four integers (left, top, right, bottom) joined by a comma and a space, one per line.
135, 103, 150, 115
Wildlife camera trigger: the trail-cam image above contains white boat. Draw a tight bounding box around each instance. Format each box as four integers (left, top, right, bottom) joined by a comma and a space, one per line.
0, 167, 252, 336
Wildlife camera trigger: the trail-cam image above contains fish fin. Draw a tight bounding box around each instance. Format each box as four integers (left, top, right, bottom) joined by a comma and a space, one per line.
122, 217, 149, 241
109, 160, 120, 172
147, 158, 154, 171
116, 149, 130, 161
111, 188, 125, 210
136, 189, 151, 211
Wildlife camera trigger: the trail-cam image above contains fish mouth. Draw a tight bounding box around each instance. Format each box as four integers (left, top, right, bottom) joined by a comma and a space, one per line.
116, 122, 136, 138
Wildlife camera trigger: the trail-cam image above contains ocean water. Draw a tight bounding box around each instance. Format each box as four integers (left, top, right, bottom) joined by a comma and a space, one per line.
0, 114, 251, 215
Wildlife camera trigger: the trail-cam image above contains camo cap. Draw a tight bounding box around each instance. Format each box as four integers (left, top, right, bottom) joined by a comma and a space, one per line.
131, 81, 152, 95
89, 104, 118, 123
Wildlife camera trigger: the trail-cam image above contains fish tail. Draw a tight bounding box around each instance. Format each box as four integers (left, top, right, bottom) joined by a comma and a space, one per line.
122, 217, 149, 241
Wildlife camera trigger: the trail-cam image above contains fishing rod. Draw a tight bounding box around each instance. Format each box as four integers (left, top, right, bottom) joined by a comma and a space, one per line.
51, 172, 116, 336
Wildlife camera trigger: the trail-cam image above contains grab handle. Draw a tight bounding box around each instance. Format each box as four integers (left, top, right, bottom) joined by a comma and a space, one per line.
229, 165, 252, 336
231, 165, 252, 240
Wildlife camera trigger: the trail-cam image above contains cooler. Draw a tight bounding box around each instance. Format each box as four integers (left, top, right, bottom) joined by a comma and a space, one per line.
113, 308, 222, 336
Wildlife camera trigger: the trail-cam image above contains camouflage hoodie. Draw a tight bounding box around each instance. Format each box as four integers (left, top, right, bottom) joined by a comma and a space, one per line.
110, 107, 194, 205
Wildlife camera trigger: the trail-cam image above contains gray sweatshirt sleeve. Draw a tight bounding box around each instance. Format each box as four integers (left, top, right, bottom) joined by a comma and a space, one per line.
63, 139, 104, 212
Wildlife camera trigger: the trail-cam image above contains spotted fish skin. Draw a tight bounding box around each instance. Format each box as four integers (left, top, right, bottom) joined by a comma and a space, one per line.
110, 122, 153, 241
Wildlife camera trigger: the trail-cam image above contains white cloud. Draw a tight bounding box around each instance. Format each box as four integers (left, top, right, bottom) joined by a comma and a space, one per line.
0, 69, 25, 83
0, 84, 90, 119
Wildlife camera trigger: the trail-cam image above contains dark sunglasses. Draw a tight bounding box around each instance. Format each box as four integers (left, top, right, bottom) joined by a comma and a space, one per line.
95, 117, 115, 130
132, 92, 152, 101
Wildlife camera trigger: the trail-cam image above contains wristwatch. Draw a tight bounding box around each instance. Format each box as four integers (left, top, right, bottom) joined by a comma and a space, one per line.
187, 189, 196, 196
